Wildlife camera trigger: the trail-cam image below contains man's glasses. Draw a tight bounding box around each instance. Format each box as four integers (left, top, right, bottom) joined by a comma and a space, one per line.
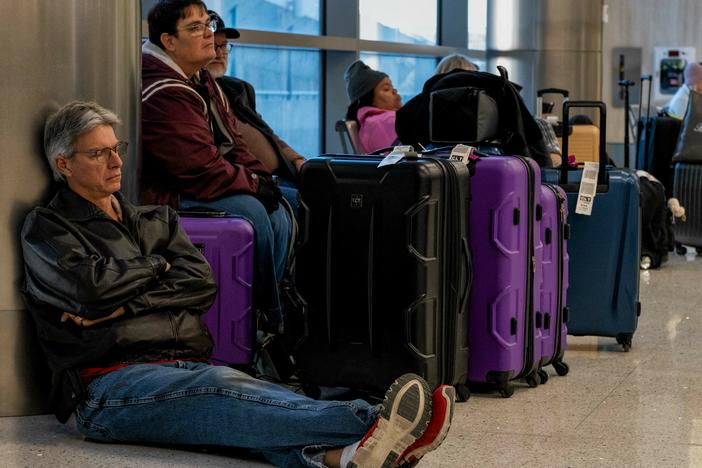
214, 43, 234, 54
72, 141, 128, 163
178, 19, 217, 36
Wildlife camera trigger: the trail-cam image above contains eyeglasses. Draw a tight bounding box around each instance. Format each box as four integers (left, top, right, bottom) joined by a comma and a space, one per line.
71, 141, 128, 163
214, 42, 234, 54
178, 19, 217, 36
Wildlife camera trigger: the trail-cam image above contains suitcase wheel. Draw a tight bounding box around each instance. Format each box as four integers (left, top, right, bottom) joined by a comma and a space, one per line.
524, 372, 540, 388
616, 333, 633, 352
537, 369, 549, 385
301, 383, 321, 400
552, 360, 569, 377
675, 243, 687, 255
498, 384, 514, 398
455, 383, 471, 402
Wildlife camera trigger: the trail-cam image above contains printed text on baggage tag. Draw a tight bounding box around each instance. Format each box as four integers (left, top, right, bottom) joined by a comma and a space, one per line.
448, 144, 475, 164
575, 162, 599, 216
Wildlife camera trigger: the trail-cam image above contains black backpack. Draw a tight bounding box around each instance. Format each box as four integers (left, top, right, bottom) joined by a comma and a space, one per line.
639, 174, 675, 269
396, 66, 551, 167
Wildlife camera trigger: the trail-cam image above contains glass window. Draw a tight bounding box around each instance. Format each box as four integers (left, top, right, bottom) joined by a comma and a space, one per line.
207, 0, 320, 35
360, 53, 437, 103
359, 0, 437, 45
228, 45, 321, 157
468, 0, 488, 50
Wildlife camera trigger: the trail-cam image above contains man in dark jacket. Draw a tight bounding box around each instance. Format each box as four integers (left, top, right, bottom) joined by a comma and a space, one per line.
206, 10, 305, 201
21, 100, 456, 467
141, 0, 290, 333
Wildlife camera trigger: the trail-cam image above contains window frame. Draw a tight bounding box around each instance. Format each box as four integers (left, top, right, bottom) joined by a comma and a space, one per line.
140, 0, 486, 153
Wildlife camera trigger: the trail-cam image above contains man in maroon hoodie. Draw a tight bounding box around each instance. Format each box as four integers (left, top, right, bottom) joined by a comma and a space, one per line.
141, 0, 289, 333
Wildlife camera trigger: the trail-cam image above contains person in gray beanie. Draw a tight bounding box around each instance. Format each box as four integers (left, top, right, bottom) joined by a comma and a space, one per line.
666, 61, 702, 119
344, 60, 402, 153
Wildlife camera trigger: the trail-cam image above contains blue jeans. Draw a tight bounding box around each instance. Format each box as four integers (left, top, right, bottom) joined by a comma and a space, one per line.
181, 194, 290, 332
75, 362, 377, 467
278, 178, 299, 215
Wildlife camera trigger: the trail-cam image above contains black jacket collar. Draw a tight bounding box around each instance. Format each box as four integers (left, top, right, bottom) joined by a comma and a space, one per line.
47, 187, 130, 221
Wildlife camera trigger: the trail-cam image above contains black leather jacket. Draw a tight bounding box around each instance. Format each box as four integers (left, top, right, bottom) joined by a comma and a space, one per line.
21, 188, 216, 422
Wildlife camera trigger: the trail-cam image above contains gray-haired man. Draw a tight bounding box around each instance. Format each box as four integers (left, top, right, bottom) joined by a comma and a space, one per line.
21, 100, 456, 467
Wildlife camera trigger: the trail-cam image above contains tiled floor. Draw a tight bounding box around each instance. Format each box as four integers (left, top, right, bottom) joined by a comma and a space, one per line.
2, 253, 702, 467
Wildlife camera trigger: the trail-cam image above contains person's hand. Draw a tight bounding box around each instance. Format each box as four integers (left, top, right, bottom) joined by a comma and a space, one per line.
256, 179, 282, 214
165, 261, 172, 273
61, 306, 126, 328
293, 158, 305, 173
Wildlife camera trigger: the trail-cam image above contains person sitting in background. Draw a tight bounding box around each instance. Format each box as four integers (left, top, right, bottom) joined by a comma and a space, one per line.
205, 10, 304, 207
140, 0, 289, 334
434, 53, 479, 75
534, 117, 562, 167
21, 99, 457, 468
665, 62, 702, 119
344, 60, 403, 153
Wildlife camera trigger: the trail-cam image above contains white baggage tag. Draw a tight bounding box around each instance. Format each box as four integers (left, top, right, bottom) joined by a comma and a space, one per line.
575, 161, 599, 216
378, 145, 414, 167
448, 144, 475, 164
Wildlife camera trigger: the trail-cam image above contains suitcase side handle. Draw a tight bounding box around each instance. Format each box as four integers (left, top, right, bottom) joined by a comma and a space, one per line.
561, 100, 607, 185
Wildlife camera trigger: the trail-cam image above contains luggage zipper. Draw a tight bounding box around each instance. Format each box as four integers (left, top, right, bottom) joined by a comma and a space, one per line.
435, 158, 460, 386
514, 156, 535, 380
547, 184, 566, 364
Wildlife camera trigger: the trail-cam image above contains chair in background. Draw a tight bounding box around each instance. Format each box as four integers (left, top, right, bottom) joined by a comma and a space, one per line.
334, 119, 364, 154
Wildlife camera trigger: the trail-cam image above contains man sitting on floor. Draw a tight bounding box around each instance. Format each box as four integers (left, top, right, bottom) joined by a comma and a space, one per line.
20, 100, 457, 467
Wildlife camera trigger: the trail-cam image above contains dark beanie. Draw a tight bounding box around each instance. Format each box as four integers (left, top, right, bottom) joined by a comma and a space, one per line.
344, 60, 388, 103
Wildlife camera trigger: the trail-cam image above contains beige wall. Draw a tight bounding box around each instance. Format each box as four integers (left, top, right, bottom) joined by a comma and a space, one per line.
603, 0, 702, 142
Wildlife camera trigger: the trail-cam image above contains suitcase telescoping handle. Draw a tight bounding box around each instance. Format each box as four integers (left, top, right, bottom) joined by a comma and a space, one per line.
560, 100, 607, 185
638, 75, 653, 123
536, 88, 569, 118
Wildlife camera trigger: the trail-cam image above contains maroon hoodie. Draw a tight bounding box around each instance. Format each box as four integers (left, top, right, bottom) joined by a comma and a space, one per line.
141, 41, 271, 207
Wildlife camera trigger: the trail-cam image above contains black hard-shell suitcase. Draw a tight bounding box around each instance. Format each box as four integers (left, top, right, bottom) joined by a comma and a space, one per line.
295, 155, 471, 399
640, 117, 681, 196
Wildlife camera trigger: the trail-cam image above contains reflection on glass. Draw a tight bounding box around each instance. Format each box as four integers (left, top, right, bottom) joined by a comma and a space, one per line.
228, 45, 321, 157
468, 0, 487, 50
359, 0, 437, 45
360, 53, 438, 103
206, 0, 320, 35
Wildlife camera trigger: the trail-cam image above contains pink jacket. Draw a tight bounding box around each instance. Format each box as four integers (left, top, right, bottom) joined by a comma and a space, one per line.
357, 106, 399, 153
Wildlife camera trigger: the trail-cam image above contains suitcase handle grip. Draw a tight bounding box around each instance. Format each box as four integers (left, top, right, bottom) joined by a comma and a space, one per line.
537, 88, 570, 98
560, 100, 607, 185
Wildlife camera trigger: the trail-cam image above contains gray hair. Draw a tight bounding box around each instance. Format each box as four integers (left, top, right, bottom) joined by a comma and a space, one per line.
435, 54, 479, 75
44, 101, 120, 182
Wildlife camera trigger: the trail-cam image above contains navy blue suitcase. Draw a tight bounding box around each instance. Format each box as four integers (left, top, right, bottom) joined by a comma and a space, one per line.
543, 101, 641, 351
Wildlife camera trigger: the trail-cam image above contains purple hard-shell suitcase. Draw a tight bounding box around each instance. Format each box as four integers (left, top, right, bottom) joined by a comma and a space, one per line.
468, 155, 542, 397
179, 217, 255, 365
538, 184, 570, 378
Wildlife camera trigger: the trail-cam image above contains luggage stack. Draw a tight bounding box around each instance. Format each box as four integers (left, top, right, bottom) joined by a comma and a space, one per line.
466, 155, 543, 397
465, 154, 570, 397
543, 101, 641, 351
179, 216, 255, 366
